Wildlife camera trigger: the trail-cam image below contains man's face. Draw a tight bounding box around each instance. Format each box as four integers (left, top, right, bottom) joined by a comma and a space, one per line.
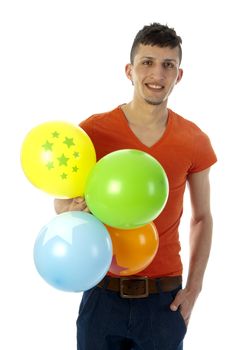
126, 44, 183, 106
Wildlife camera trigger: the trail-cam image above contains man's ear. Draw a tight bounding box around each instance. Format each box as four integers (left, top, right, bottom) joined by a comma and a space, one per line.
125, 63, 133, 82
176, 68, 183, 84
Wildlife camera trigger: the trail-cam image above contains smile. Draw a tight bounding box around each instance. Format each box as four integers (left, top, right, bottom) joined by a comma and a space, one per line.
146, 83, 164, 90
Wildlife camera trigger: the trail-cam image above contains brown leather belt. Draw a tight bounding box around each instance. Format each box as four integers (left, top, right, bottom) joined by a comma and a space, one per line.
97, 275, 182, 298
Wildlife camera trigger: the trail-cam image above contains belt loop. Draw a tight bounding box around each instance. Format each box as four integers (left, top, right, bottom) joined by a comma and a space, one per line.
102, 276, 110, 290
155, 278, 162, 294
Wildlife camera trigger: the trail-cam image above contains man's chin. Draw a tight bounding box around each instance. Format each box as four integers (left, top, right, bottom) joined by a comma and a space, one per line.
144, 98, 163, 106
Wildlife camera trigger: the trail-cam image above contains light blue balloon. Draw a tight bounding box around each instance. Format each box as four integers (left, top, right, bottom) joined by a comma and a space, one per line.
33, 211, 112, 292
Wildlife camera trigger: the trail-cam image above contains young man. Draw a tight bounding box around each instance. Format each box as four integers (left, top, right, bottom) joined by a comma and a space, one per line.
54, 23, 217, 350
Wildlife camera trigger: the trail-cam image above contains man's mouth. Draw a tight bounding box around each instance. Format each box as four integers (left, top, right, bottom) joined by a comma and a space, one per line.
146, 83, 164, 90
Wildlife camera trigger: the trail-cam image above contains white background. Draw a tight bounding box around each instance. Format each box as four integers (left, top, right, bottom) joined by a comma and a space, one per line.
0, 0, 231, 349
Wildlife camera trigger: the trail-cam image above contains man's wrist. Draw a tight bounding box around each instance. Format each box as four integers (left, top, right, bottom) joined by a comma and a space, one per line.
185, 279, 203, 296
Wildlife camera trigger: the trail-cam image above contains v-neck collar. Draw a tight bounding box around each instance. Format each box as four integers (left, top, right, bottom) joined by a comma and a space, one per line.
117, 105, 173, 150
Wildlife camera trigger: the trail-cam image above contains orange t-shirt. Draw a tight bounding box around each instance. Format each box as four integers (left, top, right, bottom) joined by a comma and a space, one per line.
79, 106, 217, 278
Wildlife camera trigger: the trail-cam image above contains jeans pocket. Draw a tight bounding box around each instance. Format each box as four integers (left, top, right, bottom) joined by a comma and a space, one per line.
156, 289, 187, 350
170, 287, 187, 333
177, 308, 187, 332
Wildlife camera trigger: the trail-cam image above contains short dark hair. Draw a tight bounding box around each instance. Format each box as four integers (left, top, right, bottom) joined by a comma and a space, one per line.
130, 23, 182, 64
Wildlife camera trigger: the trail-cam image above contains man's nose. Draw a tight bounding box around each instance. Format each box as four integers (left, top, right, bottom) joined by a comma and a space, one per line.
149, 64, 165, 80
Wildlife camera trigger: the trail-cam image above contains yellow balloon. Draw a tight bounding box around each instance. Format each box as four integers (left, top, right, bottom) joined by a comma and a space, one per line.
21, 121, 96, 198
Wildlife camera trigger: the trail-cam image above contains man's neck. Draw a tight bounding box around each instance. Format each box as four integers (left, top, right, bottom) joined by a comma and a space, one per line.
122, 100, 168, 128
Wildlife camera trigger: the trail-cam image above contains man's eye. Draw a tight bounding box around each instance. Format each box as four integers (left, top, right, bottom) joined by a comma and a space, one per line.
142, 60, 152, 66
163, 61, 175, 69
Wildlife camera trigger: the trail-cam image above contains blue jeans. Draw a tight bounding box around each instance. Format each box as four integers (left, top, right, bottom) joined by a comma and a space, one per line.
77, 285, 186, 350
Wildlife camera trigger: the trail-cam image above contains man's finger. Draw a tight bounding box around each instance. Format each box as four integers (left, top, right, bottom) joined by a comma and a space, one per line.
170, 291, 183, 311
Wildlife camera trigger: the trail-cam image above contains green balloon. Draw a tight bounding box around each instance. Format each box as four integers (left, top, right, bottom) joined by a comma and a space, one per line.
85, 149, 169, 229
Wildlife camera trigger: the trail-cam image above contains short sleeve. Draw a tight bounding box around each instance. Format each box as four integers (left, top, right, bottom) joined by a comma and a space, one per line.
79, 116, 94, 140
189, 132, 217, 173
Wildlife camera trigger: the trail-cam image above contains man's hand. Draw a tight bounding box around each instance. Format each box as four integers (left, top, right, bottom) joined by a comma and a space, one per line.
170, 288, 199, 327
54, 196, 90, 214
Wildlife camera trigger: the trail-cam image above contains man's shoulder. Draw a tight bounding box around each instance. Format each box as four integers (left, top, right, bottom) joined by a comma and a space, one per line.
169, 109, 205, 137
80, 106, 121, 127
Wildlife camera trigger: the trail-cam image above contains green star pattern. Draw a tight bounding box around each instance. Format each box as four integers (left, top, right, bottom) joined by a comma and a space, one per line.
57, 153, 69, 166
63, 137, 75, 148
73, 151, 80, 158
52, 131, 60, 138
46, 161, 54, 170
72, 165, 79, 172
60, 172, 68, 179
42, 140, 53, 151
42, 131, 84, 180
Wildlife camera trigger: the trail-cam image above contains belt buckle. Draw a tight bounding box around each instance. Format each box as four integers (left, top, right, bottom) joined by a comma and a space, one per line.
120, 277, 149, 298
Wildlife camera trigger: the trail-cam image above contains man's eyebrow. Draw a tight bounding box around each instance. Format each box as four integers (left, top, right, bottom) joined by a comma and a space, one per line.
140, 56, 178, 62
140, 56, 155, 60
164, 58, 177, 62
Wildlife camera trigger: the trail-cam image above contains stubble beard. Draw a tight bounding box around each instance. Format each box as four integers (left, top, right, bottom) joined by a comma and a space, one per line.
144, 97, 164, 106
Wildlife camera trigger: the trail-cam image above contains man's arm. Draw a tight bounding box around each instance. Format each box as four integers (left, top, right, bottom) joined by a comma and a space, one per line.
170, 167, 213, 325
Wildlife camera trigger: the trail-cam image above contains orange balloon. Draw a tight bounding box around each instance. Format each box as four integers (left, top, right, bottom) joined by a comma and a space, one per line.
106, 222, 159, 276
